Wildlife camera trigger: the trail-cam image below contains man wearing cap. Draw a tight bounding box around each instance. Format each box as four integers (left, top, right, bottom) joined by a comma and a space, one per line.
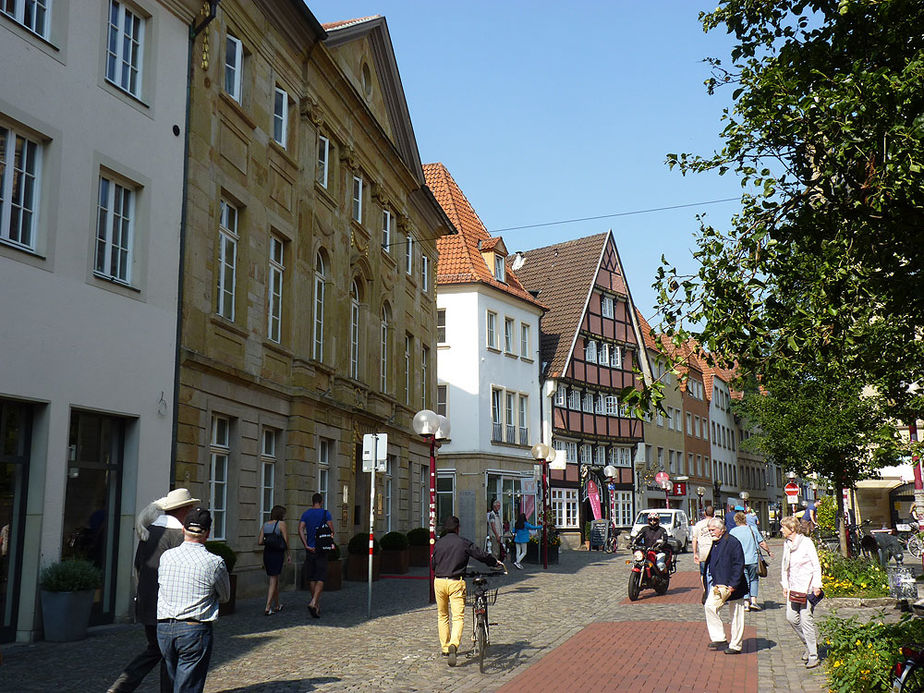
726, 504, 744, 532
108, 488, 198, 693
432, 515, 503, 666
156, 507, 230, 693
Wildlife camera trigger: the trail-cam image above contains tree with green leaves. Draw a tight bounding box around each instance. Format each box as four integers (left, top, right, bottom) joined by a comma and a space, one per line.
735, 367, 901, 554
657, 0, 924, 423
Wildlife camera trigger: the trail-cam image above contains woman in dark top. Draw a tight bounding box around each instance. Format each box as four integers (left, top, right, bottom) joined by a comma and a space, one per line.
258, 505, 290, 615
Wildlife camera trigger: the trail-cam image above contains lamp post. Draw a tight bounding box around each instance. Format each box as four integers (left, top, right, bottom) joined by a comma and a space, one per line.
530, 443, 556, 570
413, 409, 450, 604
696, 487, 705, 519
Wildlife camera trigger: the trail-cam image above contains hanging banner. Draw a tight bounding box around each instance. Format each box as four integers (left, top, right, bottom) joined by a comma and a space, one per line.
587, 478, 602, 520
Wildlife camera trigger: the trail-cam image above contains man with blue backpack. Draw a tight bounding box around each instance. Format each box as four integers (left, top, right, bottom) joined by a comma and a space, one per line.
298, 493, 336, 619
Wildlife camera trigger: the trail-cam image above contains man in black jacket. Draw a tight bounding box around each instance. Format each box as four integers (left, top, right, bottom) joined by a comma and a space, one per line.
703, 517, 748, 655
107, 488, 198, 693
432, 515, 503, 666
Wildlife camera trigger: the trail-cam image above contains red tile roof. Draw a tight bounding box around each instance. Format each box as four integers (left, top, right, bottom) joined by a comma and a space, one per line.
514, 233, 609, 377
321, 16, 380, 31
423, 163, 544, 310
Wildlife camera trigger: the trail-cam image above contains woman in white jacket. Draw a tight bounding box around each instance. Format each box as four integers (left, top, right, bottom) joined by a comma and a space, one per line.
780, 516, 823, 669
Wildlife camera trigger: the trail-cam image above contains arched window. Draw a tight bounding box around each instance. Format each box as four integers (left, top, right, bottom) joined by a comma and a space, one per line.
350, 280, 361, 380
380, 304, 391, 393
313, 253, 325, 361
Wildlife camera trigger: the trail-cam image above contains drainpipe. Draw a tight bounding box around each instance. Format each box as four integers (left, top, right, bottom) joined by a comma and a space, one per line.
171, 2, 220, 488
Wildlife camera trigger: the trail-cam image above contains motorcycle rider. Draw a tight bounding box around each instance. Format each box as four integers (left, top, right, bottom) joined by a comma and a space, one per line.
634, 512, 673, 573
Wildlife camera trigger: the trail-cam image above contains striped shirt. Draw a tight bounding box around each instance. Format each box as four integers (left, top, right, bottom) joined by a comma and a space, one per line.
157, 541, 230, 622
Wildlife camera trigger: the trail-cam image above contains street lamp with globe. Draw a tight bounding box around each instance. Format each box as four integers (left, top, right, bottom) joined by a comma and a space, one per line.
530, 443, 557, 569
696, 487, 705, 519
413, 409, 450, 603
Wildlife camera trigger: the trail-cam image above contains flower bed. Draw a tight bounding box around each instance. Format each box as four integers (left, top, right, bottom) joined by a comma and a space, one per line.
818, 547, 889, 598
821, 612, 924, 692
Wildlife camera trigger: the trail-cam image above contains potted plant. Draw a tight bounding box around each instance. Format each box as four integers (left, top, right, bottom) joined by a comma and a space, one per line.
39, 559, 101, 641
380, 531, 409, 574
325, 543, 342, 591
346, 532, 380, 581
407, 527, 430, 566
525, 519, 561, 564
205, 541, 238, 615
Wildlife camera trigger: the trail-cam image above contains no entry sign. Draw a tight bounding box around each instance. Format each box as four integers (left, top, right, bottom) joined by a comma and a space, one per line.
784, 482, 800, 499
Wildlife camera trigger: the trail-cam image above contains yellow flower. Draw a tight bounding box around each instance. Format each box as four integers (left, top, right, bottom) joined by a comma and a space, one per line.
834, 660, 842, 668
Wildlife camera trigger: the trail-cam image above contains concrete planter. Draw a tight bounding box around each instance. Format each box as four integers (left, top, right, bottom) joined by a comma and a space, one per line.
381, 548, 409, 574
409, 545, 429, 567
40, 589, 94, 642
326, 559, 342, 591
346, 553, 381, 581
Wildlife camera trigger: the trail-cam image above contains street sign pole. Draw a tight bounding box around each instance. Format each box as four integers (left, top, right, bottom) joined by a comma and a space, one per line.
362, 433, 388, 619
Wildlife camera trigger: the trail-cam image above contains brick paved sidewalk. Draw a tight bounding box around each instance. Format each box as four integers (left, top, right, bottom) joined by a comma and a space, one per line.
0, 539, 848, 691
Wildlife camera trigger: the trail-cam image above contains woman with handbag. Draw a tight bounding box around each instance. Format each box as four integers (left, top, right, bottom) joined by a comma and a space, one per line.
258, 505, 291, 615
780, 516, 823, 669
729, 512, 773, 611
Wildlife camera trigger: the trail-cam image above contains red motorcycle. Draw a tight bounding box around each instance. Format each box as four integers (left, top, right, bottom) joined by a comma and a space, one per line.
626, 538, 676, 601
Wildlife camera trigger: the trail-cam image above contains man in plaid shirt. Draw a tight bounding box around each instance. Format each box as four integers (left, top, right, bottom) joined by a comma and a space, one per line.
156, 507, 229, 693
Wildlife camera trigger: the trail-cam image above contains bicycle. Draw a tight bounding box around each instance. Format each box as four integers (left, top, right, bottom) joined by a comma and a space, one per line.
603, 522, 620, 553
465, 567, 506, 673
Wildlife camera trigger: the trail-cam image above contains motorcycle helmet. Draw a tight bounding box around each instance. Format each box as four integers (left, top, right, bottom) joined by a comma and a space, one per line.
647, 511, 660, 525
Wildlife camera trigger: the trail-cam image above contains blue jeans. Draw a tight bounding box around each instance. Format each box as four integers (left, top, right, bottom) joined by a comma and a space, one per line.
156, 621, 213, 693
701, 562, 713, 591
743, 563, 758, 601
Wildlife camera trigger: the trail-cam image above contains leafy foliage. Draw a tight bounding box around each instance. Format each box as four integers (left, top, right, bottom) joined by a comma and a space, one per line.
347, 532, 380, 555
821, 612, 924, 692
818, 546, 889, 598
39, 559, 102, 592
656, 0, 924, 421
406, 527, 430, 546
816, 495, 837, 531
204, 541, 237, 572
380, 531, 409, 551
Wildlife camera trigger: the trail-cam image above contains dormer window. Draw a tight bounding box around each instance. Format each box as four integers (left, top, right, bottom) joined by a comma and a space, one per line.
494, 255, 505, 282
479, 236, 509, 283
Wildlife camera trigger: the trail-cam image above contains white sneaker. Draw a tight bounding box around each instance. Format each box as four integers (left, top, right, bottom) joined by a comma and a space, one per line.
514, 562, 523, 569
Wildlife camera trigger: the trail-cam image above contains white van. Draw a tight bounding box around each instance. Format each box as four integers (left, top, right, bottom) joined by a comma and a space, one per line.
629, 509, 691, 552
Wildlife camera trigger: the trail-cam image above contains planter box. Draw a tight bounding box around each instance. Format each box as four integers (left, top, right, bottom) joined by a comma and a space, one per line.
409, 544, 429, 567
524, 542, 559, 564
346, 553, 381, 581
40, 589, 94, 642
381, 548, 409, 574
325, 559, 342, 591
219, 574, 237, 616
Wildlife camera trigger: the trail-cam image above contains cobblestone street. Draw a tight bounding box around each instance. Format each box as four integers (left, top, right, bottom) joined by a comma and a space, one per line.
3, 540, 840, 691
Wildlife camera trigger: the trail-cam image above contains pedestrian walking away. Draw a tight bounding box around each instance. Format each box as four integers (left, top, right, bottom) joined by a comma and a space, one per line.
729, 511, 773, 611
258, 504, 291, 615
692, 504, 715, 601
156, 507, 230, 693
513, 512, 540, 569
703, 517, 748, 655
299, 492, 335, 619
780, 515, 824, 669
432, 515, 502, 667
107, 488, 199, 693
487, 498, 504, 562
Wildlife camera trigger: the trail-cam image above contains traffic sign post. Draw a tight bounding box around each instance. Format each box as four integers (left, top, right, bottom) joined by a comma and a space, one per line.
362, 434, 387, 618
655, 472, 671, 509
784, 482, 800, 517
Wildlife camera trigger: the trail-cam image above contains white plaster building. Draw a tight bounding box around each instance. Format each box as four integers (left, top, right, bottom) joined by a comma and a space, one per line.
0, 0, 198, 641
424, 164, 545, 540
706, 369, 740, 511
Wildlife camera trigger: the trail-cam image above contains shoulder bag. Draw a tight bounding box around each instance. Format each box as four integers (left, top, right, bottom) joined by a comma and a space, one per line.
749, 525, 768, 577
263, 521, 287, 551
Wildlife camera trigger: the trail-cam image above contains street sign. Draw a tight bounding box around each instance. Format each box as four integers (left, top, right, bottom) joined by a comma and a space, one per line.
362, 433, 387, 472
654, 471, 669, 486
784, 482, 800, 499
672, 482, 687, 497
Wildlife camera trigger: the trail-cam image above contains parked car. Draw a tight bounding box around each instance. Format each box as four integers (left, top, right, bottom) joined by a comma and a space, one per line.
629, 509, 691, 553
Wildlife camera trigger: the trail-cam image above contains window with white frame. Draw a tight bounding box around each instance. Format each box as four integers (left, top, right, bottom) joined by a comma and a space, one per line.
610, 345, 622, 369
421, 346, 429, 409
595, 446, 606, 467
580, 444, 592, 465
600, 343, 610, 366
552, 488, 579, 528
668, 450, 675, 474
350, 281, 360, 380
216, 199, 238, 320
380, 305, 390, 393
436, 472, 455, 525
421, 254, 429, 292
505, 392, 515, 443
486, 311, 497, 349
657, 447, 664, 470
656, 410, 664, 427
686, 412, 693, 435
0, 126, 41, 251
272, 87, 288, 147
504, 317, 514, 353
318, 437, 330, 499
405, 234, 413, 274
585, 339, 597, 363
568, 388, 580, 410
520, 323, 530, 357
437, 308, 446, 343
420, 465, 429, 527
518, 395, 528, 445
259, 428, 277, 523
605, 395, 618, 415
385, 455, 394, 531
436, 384, 447, 417
224, 35, 243, 102
494, 255, 505, 282
404, 335, 412, 405
595, 394, 605, 414
491, 388, 502, 441
316, 136, 329, 188
2, 0, 50, 38
210, 416, 230, 540
95, 175, 134, 284
381, 209, 392, 251
613, 490, 632, 526
313, 253, 325, 361
351, 175, 363, 223
106, 1, 145, 98
267, 235, 284, 342
564, 441, 578, 464
582, 392, 593, 413
601, 295, 614, 318
554, 387, 566, 407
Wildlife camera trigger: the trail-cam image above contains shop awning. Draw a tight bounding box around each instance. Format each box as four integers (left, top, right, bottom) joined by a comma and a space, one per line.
855, 479, 903, 490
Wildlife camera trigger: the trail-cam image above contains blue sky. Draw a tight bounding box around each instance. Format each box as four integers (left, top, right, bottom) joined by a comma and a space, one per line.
308, 1, 743, 320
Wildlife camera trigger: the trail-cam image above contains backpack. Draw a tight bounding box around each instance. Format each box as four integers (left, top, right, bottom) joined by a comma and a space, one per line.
315, 521, 334, 552
263, 521, 286, 551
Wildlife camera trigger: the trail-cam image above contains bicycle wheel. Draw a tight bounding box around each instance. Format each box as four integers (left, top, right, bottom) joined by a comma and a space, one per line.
476, 616, 487, 673
907, 535, 924, 559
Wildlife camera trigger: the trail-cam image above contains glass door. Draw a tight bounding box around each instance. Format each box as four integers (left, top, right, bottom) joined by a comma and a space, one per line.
0, 402, 30, 643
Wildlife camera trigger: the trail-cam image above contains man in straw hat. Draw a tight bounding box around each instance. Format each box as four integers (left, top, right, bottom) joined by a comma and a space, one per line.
108, 488, 198, 693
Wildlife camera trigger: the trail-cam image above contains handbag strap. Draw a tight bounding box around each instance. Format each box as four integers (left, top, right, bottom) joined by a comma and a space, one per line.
748, 525, 765, 558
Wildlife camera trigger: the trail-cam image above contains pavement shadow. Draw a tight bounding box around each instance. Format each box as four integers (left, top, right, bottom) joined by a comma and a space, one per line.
216, 676, 341, 692
747, 636, 779, 653
456, 638, 539, 674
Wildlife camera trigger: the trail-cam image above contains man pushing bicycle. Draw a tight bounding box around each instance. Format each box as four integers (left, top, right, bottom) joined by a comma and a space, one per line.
432, 515, 504, 667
